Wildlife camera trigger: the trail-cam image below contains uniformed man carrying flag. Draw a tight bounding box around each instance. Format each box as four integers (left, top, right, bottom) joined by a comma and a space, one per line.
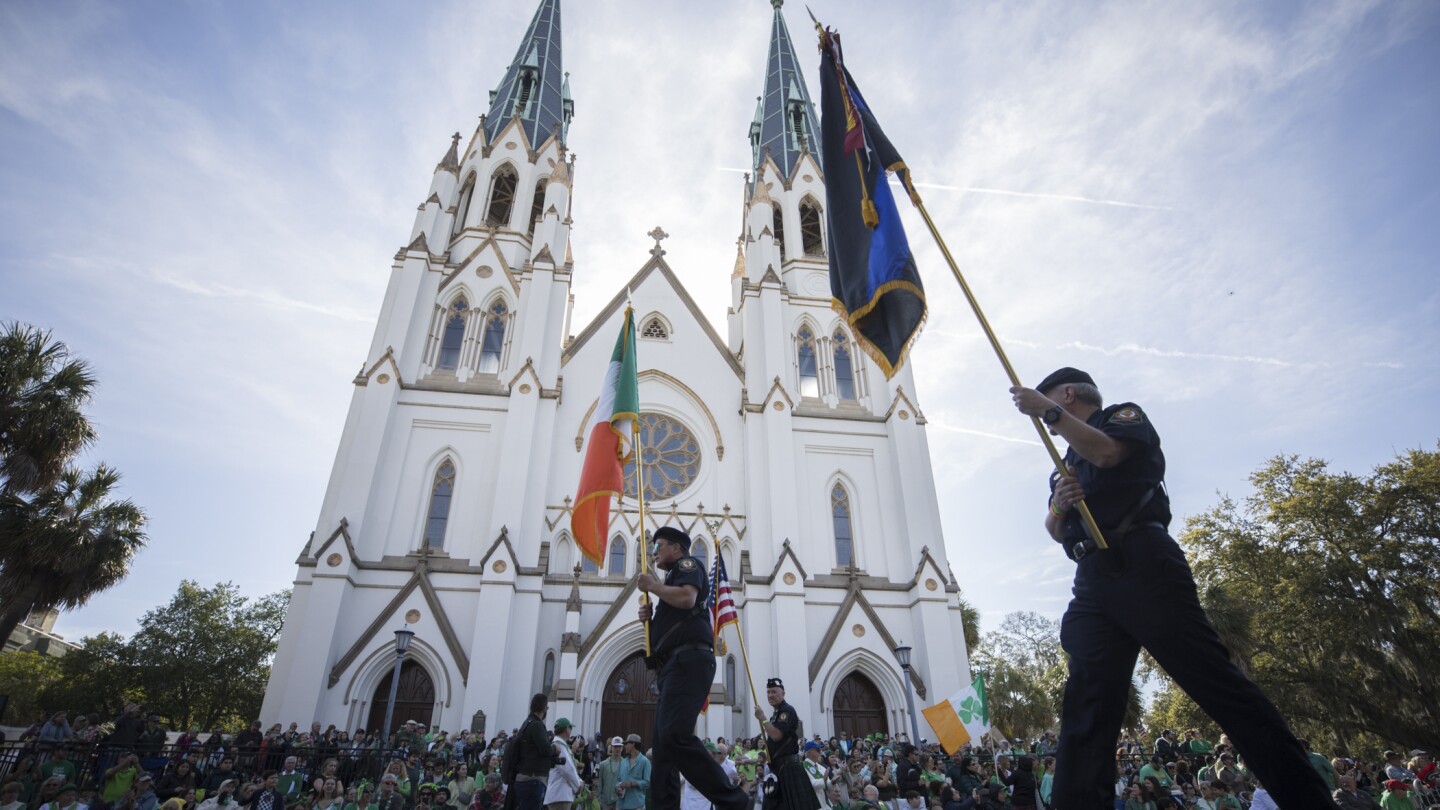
753, 678, 819, 810
636, 526, 749, 810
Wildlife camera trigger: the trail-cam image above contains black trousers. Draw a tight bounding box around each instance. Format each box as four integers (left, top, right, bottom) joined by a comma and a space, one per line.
1051, 527, 1337, 810
651, 647, 748, 810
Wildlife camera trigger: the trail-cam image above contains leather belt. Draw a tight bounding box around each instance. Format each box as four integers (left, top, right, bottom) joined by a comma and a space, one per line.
1071, 521, 1166, 561
663, 641, 713, 657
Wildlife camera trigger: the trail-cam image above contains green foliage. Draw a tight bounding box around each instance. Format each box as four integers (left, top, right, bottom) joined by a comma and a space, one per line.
0, 322, 96, 496
41, 632, 140, 721
0, 322, 145, 644
1143, 680, 1220, 742
970, 611, 1063, 739
128, 581, 289, 729
14, 583, 290, 730
957, 594, 981, 655
0, 650, 62, 724
1174, 446, 1440, 759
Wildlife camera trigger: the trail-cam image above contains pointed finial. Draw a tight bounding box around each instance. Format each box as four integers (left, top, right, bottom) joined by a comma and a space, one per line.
648, 226, 669, 257
772, 0, 783, 8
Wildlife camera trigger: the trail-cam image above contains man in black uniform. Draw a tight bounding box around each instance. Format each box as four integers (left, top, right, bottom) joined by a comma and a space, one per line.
1011, 368, 1337, 809
636, 526, 749, 810
753, 678, 818, 810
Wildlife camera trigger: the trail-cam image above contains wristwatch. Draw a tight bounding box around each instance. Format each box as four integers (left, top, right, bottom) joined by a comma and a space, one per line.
1041, 405, 1063, 425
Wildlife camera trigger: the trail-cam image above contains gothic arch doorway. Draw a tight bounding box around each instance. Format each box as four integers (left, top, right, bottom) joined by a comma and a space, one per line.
600, 652, 658, 749
368, 659, 436, 733
832, 671, 886, 739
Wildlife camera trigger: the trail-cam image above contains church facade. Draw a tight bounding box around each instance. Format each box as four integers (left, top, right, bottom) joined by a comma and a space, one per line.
261, 0, 972, 745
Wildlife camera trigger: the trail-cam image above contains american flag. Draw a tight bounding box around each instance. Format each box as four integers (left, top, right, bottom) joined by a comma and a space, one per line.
709, 553, 739, 634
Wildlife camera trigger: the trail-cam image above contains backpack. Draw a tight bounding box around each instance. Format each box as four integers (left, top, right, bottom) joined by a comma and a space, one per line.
500, 718, 537, 785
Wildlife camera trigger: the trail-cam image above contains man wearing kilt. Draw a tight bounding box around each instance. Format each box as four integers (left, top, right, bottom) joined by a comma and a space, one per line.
754, 679, 819, 810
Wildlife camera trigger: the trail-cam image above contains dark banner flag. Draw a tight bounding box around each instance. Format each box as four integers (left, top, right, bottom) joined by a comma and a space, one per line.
818, 26, 926, 379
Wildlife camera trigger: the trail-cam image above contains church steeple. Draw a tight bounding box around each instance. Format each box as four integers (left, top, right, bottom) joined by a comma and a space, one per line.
750, 0, 820, 177
484, 0, 573, 148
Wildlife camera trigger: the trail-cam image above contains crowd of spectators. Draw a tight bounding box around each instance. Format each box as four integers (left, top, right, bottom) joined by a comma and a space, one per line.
1, 706, 1435, 810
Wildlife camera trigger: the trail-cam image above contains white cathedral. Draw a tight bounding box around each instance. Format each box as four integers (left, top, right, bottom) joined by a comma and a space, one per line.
262, 0, 973, 746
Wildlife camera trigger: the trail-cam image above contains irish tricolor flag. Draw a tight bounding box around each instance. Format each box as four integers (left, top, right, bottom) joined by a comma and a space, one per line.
571, 309, 640, 565
921, 674, 991, 754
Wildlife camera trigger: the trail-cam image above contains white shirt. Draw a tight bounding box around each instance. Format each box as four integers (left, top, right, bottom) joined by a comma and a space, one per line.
679, 757, 742, 810
1249, 787, 1279, 810
543, 740, 583, 805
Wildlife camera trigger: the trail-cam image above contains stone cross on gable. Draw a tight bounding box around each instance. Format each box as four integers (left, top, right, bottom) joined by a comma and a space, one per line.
648, 226, 669, 257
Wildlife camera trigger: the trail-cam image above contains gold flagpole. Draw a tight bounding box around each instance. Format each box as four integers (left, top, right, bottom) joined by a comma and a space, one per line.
633, 420, 654, 656
909, 198, 1108, 549
806, 8, 1106, 547
704, 520, 760, 714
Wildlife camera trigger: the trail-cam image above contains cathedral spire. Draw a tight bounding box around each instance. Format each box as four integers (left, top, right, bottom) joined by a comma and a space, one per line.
484, 0, 573, 148
750, 0, 820, 177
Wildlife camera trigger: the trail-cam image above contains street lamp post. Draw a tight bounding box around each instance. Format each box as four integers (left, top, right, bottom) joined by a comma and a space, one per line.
381, 626, 415, 752
894, 642, 921, 745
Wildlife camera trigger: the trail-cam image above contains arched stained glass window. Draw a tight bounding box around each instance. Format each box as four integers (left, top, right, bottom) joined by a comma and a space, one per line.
798, 326, 819, 398
623, 413, 702, 500
832, 483, 854, 567
726, 655, 737, 705
485, 166, 518, 227
542, 651, 555, 694
580, 547, 599, 574
437, 299, 467, 371
772, 203, 786, 260
609, 536, 626, 578
529, 179, 548, 235
834, 330, 856, 400
453, 174, 476, 236
479, 300, 507, 374
423, 460, 456, 549
800, 197, 824, 256
692, 539, 709, 573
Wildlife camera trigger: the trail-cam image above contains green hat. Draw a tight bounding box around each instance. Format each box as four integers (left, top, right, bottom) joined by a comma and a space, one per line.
704, 742, 717, 753
554, 718, 573, 731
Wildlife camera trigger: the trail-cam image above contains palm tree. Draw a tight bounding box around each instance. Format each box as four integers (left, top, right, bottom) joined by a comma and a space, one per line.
0, 464, 147, 642
0, 322, 97, 496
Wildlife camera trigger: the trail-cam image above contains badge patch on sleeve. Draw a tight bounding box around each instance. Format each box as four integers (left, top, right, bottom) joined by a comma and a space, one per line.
779, 713, 788, 722
679, 558, 696, 571
1109, 407, 1144, 425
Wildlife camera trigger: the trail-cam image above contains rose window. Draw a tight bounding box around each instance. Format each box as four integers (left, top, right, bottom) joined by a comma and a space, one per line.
623, 413, 701, 500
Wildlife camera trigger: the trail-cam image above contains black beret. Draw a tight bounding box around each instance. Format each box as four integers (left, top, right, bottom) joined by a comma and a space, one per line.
1034, 367, 1094, 394
653, 526, 691, 552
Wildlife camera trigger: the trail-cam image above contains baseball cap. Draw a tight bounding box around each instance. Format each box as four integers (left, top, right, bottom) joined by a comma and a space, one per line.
609, 737, 624, 747
625, 734, 642, 744
554, 718, 573, 731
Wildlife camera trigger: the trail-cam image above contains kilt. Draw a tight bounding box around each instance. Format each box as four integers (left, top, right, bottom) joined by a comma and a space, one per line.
763, 759, 821, 810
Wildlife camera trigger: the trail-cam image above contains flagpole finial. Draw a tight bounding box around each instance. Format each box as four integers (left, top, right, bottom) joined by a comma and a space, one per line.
772, 0, 783, 9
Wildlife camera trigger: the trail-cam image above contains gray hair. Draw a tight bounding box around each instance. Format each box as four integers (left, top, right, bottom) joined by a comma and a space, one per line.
1068, 382, 1102, 407
864, 786, 879, 801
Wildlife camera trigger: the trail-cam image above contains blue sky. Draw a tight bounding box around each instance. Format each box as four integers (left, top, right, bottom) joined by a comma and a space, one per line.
3, 0, 1438, 661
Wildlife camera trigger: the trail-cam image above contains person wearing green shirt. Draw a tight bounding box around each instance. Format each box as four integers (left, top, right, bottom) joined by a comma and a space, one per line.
1379, 780, 1419, 810
595, 738, 624, 810
613, 736, 649, 810
37, 748, 77, 786
1138, 755, 1171, 788
1185, 731, 1214, 760
346, 785, 379, 810
445, 763, 475, 810
102, 754, 141, 805
1298, 740, 1337, 790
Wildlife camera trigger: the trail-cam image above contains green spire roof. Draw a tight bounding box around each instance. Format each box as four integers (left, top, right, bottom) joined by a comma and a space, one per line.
484, 0, 573, 148
750, 0, 820, 176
